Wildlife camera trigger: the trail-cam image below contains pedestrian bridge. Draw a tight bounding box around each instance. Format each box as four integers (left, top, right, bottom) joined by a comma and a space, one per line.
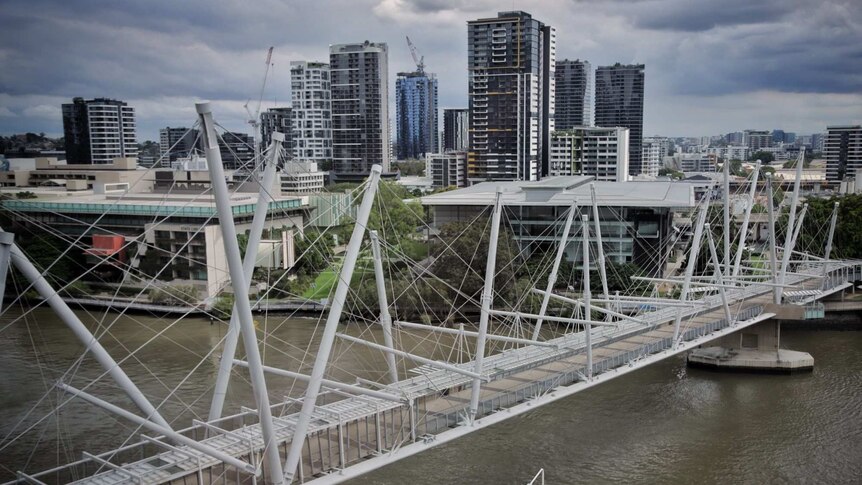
11, 262, 857, 485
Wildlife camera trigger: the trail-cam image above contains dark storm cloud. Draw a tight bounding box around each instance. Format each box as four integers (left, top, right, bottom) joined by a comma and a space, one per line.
620, 0, 792, 32
0, 0, 860, 137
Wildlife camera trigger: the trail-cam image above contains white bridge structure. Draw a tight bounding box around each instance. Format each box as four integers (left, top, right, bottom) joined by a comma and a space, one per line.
1, 104, 859, 485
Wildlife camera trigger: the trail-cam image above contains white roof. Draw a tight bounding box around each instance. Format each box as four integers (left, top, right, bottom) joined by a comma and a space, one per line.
420, 176, 695, 208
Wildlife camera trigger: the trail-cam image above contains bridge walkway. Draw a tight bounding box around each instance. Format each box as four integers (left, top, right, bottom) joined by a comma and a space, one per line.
14, 264, 855, 485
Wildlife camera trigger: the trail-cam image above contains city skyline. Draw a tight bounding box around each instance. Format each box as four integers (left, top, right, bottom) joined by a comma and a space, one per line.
1, 0, 860, 141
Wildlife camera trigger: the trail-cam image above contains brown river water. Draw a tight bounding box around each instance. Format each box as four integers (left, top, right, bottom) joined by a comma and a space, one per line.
1, 308, 860, 484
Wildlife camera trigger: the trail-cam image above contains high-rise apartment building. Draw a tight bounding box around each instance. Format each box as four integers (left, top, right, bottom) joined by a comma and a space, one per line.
594, 64, 644, 176
290, 61, 332, 164
745, 130, 773, 151
467, 11, 555, 181
555, 59, 593, 130
442, 108, 469, 151
159, 127, 200, 164
260, 107, 294, 156
549, 127, 629, 182
329, 42, 390, 181
396, 69, 438, 159
62, 97, 137, 164
824, 125, 862, 181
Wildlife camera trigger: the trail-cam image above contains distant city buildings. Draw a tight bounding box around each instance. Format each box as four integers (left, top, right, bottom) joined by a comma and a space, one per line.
549, 127, 629, 182
280, 160, 325, 193
745, 130, 773, 151
290, 61, 332, 164
555, 59, 593, 130
159, 127, 200, 164
442, 108, 468, 152
260, 107, 293, 155
825, 125, 862, 181
426, 151, 468, 189
641, 137, 664, 177
467, 11, 555, 182
395, 68, 438, 160
329, 41, 390, 181
62, 97, 137, 164
218, 132, 255, 169
675, 153, 717, 172
594, 64, 644, 176
705, 145, 749, 161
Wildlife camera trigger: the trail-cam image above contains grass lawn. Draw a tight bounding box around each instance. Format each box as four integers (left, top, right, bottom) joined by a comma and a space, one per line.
302, 267, 339, 299
301, 259, 373, 299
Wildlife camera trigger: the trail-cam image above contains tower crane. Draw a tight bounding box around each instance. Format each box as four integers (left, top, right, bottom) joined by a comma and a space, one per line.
406, 36, 425, 73
243, 46, 274, 166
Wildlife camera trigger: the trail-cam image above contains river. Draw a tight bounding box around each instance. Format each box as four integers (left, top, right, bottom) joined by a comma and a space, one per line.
1, 308, 860, 483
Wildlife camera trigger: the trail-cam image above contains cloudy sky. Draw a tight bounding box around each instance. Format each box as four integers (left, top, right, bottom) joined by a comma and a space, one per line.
1, 0, 860, 140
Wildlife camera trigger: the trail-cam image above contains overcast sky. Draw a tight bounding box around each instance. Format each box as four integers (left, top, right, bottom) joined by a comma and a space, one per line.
1, 0, 860, 140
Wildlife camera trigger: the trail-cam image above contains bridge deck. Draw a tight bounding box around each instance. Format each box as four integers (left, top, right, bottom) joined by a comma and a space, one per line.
14, 263, 857, 485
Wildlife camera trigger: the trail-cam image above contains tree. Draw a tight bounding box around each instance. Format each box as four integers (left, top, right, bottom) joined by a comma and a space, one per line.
392, 159, 425, 176
430, 217, 520, 308
293, 230, 334, 275
365, 182, 425, 247
749, 151, 775, 163
658, 167, 684, 179
795, 194, 862, 260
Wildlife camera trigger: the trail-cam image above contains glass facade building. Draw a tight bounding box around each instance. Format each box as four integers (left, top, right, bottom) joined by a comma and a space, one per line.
594, 64, 645, 176
555, 59, 593, 130
329, 41, 390, 182
396, 70, 438, 160
467, 11, 555, 182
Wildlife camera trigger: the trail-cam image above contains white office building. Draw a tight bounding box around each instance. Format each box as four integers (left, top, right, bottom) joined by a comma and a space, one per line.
549, 127, 629, 182
290, 61, 332, 164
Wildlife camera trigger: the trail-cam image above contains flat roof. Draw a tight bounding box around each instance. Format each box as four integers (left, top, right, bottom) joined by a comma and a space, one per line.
420, 176, 695, 208
2, 192, 308, 218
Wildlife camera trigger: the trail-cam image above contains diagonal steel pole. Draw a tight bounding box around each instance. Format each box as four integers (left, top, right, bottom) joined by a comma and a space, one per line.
732, 161, 760, 278
4, 235, 172, 430
197, 102, 283, 484
532, 201, 577, 340
282, 165, 382, 483
468, 187, 504, 422
777, 147, 806, 303
370, 230, 399, 383
208, 131, 283, 422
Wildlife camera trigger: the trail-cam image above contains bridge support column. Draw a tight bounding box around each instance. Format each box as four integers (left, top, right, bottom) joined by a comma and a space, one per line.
687, 320, 813, 373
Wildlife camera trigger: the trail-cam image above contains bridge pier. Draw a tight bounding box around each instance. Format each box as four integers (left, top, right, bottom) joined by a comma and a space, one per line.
687, 319, 813, 374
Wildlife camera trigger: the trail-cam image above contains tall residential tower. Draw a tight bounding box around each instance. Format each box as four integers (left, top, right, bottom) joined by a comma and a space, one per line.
396, 69, 438, 160
329, 42, 390, 181
467, 11, 555, 181
290, 61, 332, 164
555, 59, 593, 130
594, 64, 644, 176
62, 97, 137, 164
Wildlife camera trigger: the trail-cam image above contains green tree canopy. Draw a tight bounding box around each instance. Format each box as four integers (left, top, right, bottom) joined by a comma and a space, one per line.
749, 151, 775, 163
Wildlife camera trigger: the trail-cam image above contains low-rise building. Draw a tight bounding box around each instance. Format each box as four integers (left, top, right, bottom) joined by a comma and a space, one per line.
549, 127, 629, 182
420, 176, 695, 273
280, 160, 325, 194
2, 191, 307, 298
426, 151, 468, 189
0, 157, 150, 193
675, 153, 717, 172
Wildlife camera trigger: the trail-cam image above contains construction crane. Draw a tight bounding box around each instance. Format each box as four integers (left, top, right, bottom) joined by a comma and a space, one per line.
406, 36, 425, 73
244, 46, 274, 165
